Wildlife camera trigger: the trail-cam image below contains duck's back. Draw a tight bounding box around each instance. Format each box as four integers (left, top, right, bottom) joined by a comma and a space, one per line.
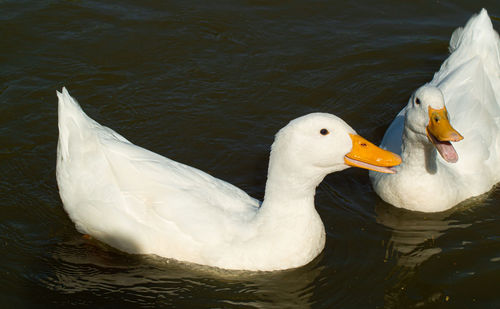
56, 88, 260, 263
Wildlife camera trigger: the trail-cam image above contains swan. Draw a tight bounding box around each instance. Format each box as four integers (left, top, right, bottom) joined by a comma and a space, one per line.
56, 87, 401, 271
370, 9, 500, 212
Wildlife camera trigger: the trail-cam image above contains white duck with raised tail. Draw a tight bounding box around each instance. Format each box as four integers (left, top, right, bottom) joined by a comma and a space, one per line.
57, 88, 401, 271
370, 9, 500, 212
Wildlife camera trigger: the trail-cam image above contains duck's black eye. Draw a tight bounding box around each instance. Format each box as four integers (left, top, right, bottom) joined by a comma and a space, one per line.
320, 129, 329, 135
416, 98, 421, 105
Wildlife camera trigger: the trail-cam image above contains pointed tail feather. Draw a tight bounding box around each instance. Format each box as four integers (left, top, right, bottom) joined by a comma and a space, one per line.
57, 87, 96, 160
448, 9, 500, 65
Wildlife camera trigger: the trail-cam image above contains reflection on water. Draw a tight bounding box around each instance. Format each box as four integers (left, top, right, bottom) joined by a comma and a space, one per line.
375, 201, 475, 307
42, 236, 324, 308
379, 204, 453, 268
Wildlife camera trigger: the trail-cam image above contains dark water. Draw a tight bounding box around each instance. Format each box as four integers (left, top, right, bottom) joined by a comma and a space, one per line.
1, 0, 500, 308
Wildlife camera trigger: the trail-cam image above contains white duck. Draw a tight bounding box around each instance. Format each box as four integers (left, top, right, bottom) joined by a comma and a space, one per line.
370, 9, 500, 212
56, 87, 401, 271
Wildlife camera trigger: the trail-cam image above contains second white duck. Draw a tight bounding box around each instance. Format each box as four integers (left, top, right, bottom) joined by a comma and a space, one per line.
370, 9, 500, 212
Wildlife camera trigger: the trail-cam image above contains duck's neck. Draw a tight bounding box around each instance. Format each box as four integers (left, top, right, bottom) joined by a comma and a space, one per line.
401, 128, 438, 174
260, 158, 323, 216
253, 155, 327, 269
243, 143, 339, 269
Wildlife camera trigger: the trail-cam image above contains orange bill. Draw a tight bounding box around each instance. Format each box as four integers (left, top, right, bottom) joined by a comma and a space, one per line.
426, 106, 463, 163
426, 106, 463, 142
344, 134, 402, 174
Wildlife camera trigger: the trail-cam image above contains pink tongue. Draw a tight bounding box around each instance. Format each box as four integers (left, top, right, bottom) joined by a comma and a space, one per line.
435, 142, 458, 163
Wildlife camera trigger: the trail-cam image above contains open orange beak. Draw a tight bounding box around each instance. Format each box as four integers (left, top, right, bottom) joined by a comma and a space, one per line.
344, 134, 402, 174
426, 106, 463, 142
426, 106, 463, 163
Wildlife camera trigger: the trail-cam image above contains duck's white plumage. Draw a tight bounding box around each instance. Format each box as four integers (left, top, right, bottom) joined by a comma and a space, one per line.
57, 88, 400, 271
370, 9, 500, 212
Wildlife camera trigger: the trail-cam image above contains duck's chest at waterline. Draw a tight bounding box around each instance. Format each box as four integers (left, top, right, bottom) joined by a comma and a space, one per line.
374, 166, 462, 212
259, 207, 326, 263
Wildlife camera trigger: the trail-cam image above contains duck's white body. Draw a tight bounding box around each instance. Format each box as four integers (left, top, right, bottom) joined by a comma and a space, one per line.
370, 9, 500, 212
57, 88, 399, 271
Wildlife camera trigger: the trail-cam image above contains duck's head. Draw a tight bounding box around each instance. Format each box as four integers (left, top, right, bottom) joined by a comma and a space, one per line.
270, 113, 401, 181
404, 85, 463, 163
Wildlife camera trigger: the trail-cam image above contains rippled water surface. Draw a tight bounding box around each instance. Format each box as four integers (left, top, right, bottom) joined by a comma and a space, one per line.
1, 1, 500, 308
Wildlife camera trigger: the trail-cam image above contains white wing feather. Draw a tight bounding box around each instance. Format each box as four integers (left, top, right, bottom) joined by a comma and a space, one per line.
56, 88, 260, 257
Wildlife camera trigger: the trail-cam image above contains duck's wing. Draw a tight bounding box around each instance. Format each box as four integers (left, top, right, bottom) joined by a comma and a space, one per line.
99, 134, 261, 248
433, 9, 500, 90
57, 88, 260, 254
99, 136, 261, 215
379, 107, 406, 155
